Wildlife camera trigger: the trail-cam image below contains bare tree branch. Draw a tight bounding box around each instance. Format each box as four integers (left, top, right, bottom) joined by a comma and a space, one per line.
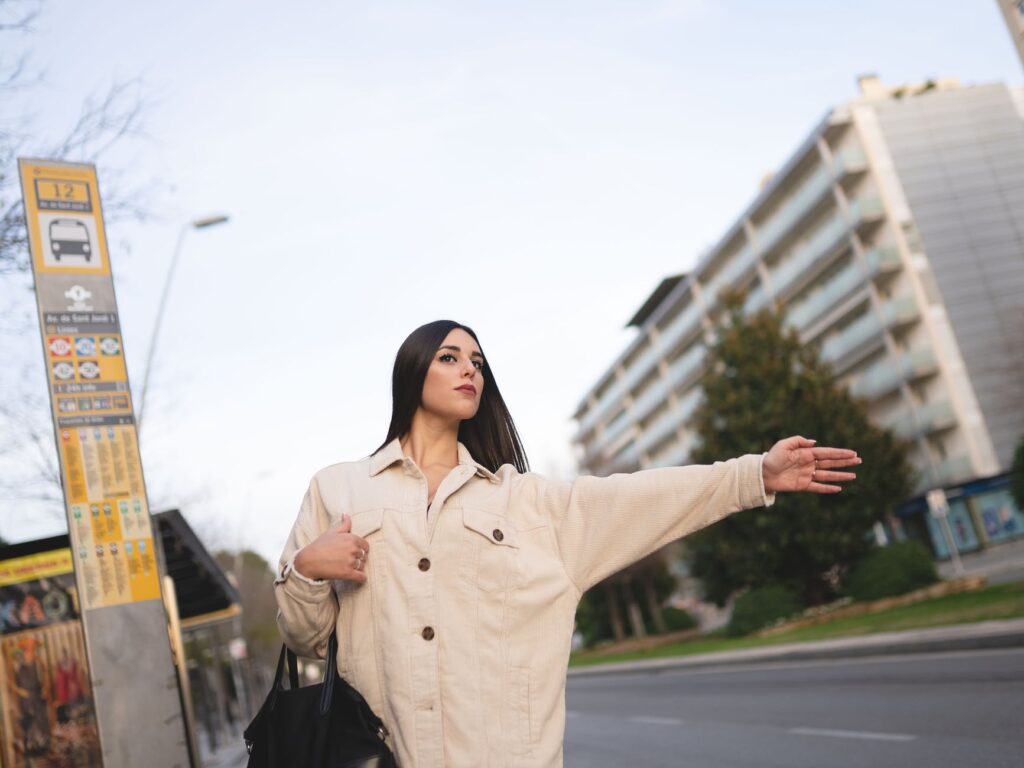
0, 0, 41, 33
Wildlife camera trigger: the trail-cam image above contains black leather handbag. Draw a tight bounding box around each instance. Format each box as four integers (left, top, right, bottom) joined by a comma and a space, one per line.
244, 632, 397, 768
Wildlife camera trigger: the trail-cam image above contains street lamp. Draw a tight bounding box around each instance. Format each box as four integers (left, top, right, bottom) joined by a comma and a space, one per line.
136, 214, 229, 432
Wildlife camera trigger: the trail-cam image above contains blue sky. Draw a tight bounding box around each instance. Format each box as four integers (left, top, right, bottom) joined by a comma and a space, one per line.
2, 0, 1021, 562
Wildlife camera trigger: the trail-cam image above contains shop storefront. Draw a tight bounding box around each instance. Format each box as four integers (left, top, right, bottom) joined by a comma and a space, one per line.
895, 473, 1024, 558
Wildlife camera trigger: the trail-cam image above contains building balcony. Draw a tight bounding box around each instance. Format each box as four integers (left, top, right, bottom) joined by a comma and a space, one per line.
882, 294, 920, 330
607, 440, 642, 474
636, 409, 681, 455
769, 213, 848, 298
786, 261, 865, 330
820, 295, 918, 371
820, 309, 882, 366
850, 348, 938, 401
888, 399, 957, 440
652, 441, 690, 469
630, 377, 670, 424
576, 379, 627, 435
676, 387, 704, 421
618, 340, 665, 395
849, 196, 885, 227
919, 455, 973, 490
666, 344, 705, 392
831, 147, 868, 178
657, 299, 704, 355
602, 407, 635, 447
864, 245, 901, 277
744, 283, 769, 315
636, 388, 702, 457
755, 167, 834, 257
770, 196, 885, 301
783, 247, 899, 333
703, 246, 757, 304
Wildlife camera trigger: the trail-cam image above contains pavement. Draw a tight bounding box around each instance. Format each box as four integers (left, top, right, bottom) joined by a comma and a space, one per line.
199, 738, 249, 768
936, 536, 1024, 585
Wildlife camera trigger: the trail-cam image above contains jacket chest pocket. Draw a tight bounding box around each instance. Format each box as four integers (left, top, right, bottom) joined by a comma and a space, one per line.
458, 507, 519, 594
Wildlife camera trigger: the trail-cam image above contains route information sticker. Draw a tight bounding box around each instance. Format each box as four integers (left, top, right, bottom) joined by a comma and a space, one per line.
18, 159, 160, 609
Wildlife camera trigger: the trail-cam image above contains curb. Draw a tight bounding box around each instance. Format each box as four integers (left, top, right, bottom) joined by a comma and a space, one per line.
567, 618, 1024, 677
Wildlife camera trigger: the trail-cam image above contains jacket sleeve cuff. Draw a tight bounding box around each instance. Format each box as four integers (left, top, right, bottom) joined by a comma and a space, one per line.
756, 453, 776, 508
275, 552, 331, 601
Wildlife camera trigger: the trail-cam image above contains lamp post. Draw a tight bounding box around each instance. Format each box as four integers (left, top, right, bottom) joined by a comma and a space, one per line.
136, 214, 229, 431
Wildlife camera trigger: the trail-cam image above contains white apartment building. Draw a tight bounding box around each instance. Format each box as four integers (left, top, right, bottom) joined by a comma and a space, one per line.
572, 77, 1024, 555
996, 0, 1024, 66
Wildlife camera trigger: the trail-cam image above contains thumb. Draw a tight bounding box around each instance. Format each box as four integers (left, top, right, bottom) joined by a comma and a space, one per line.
335, 514, 352, 533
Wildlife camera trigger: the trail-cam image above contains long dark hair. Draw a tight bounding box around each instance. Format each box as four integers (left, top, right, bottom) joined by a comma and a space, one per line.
374, 320, 529, 474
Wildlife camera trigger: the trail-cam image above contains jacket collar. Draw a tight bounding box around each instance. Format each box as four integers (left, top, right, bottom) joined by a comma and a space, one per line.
368, 437, 500, 483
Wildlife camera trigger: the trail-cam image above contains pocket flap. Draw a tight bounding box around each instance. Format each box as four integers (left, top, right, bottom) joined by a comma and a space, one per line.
350, 508, 384, 538
462, 507, 519, 548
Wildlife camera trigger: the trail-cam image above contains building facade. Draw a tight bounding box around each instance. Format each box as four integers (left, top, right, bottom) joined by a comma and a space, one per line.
572, 78, 1024, 557
996, 0, 1024, 66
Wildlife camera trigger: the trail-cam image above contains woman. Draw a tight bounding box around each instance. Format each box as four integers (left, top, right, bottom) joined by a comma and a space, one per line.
276, 320, 859, 767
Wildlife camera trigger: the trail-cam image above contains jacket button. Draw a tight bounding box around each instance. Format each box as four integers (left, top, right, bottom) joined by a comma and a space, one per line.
421, 626, 435, 641
492, 529, 504, 542
418, 558, 431, 572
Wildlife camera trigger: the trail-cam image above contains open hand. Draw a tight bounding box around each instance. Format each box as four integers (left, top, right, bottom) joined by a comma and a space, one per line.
762, 436, 860, 494
293, 514, 370, 583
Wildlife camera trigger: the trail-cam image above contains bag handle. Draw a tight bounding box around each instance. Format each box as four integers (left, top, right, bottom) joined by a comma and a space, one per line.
272, 632, 339, 715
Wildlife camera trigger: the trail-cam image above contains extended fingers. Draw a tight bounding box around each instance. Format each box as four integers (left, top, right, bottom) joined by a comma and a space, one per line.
812, 469, 856, 483
806, 480, 844, 494
817, 456, 862, 469
810, 446, 858, 461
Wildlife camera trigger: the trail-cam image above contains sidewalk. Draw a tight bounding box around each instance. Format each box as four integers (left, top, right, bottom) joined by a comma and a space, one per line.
199, 737, 249, 768
937, 536, 1024, 584
567, 617, 1024, 677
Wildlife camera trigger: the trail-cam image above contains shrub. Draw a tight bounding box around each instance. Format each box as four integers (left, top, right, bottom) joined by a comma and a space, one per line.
662, 606, 698, 632
726, 585, 802, 637
844, 540, 938, 602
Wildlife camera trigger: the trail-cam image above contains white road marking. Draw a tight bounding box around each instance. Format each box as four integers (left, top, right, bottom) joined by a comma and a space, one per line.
789, 727, 916, 742
628, 715, 684, 726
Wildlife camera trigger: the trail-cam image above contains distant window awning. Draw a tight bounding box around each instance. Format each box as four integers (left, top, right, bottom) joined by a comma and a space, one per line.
154, 509, 240, 627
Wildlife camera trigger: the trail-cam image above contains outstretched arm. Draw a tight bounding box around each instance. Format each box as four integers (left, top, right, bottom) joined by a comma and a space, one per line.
545, 437, 859, 594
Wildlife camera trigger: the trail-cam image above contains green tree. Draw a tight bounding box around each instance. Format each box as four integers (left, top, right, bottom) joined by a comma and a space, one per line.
214, 549, 281, 668
686, 291, 913, 606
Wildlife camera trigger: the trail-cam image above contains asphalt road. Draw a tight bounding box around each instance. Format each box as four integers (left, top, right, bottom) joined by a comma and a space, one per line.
564, 648, 1024, 768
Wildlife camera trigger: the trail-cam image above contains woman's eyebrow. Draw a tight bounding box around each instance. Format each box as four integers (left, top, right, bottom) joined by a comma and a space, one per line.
438, 344, 484, 359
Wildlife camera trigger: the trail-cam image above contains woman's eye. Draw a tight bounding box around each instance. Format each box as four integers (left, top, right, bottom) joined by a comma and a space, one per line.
439, 353, 456, 362
473, 360, 483, 370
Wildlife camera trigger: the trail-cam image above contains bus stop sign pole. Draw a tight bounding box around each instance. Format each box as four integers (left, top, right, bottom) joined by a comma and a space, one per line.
18, 158, 192, 767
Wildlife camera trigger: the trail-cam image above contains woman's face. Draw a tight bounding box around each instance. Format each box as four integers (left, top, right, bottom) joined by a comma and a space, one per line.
420, 328, 485, 423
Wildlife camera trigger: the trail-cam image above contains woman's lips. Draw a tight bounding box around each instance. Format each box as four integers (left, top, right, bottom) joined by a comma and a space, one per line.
455, 385, 477, 395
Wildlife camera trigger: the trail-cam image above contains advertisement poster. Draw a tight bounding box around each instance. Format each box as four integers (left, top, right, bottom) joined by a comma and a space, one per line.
0, 545, 101, 767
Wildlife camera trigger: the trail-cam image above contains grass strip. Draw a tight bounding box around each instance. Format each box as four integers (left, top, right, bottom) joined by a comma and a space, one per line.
569, 580, 1024, 668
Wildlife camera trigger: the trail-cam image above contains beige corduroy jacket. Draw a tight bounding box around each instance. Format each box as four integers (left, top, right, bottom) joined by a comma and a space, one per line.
275, 437, 774, 767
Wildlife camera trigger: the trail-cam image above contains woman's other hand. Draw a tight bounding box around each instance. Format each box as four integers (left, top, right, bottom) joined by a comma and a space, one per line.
293, 515, 370, 583
762, 436, 861, 494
